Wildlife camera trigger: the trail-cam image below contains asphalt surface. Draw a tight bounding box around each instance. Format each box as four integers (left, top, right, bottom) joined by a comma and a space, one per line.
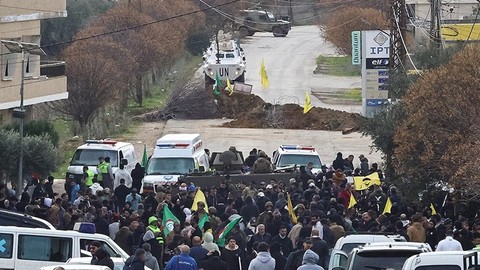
240, 25, 361, 113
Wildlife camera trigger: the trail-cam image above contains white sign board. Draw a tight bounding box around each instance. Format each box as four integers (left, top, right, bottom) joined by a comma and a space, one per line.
361, 30, 390, 118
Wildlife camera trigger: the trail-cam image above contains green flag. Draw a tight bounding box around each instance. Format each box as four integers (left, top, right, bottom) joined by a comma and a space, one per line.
198, 213, 209, 229
162, 204, 180, 237
216, 216, 242, 247
141, 144, 148, 168
213, 72, 221, 96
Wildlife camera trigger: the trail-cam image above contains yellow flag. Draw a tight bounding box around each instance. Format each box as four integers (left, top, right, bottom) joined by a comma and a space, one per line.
353, 172, 382, 191
430, 203, 437, 215
226, 78, 234, 96
191, 189, 208, 211
348, 193, 357, 209
260, 59, 269, 89
287, 192, 297, 224
382, 197, 393, 214
304, 91, 313, 114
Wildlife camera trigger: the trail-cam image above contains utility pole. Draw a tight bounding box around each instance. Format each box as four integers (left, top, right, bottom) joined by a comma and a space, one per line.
1, 40, 45, 197
389, 0, 407, 73
430, 0, 442, 48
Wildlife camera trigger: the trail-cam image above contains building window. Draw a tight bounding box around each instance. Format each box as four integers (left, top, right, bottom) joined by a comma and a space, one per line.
23, 35, 41, 78
1, 39, 19, 81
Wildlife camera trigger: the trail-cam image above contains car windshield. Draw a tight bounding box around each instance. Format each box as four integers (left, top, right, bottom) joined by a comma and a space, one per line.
70, 149, 118, 167
352, 250, 422, 270
278, 154, 322, 168
267, 12, 276, 21
341, 243, 365, 254
147, 158, 195, 175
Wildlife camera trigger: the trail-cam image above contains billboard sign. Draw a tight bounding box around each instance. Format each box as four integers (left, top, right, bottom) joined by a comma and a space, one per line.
361, 30, 390, 117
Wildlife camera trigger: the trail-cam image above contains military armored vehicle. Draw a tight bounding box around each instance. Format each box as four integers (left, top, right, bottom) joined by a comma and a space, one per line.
202, 31, 246, 87
235, 9, 291, 37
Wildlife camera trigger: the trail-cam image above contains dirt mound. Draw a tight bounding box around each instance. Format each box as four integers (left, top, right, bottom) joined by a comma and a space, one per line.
139, 84, 365, 132
218, 93, 365, 132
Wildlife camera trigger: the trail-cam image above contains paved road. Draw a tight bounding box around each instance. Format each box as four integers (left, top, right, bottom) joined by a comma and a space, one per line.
241, 25, 361, 113
159, 119, 381, 165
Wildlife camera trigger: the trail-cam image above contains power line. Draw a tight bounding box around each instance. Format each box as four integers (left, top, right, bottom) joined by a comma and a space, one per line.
393, 6, 421, 75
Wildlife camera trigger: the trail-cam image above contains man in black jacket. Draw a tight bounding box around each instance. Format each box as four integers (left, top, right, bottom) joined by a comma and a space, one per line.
271, 225, 293, 256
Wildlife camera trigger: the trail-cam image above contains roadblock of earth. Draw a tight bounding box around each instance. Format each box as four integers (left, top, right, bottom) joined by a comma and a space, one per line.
216, 93, 365, 132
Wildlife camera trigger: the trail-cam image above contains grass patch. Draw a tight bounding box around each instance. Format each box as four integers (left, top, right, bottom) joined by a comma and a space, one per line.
314, 55, 361, 76
126, 55, 203, 115
341, 88, 362, 102
52, 119, 80, 179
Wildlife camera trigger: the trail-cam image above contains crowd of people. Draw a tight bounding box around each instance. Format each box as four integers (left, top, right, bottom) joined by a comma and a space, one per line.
0, 151, 479, 270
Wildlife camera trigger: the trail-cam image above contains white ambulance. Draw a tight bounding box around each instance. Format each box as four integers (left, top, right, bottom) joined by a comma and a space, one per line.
272, 145, 323, 173
143, 134, 209, 192
66, 140, 137, 183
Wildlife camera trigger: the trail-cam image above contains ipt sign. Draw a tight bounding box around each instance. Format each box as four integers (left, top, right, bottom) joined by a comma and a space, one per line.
365, 30, 390, 58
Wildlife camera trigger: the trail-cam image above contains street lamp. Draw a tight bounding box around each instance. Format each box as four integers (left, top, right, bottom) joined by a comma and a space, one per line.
1, 40, 46, 195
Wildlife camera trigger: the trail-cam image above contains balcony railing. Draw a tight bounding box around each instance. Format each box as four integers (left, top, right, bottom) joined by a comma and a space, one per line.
40, 60, 65, 78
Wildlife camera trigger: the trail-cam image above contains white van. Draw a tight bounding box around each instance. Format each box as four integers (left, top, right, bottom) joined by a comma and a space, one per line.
143, 134, 209, 192
66, 140, 137, 182
0, 225, 128, 270
402, 251, 479, 270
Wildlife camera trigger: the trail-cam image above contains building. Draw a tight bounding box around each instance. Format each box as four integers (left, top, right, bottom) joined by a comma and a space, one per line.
0, 0, 68, 124
407, 0, 480, 42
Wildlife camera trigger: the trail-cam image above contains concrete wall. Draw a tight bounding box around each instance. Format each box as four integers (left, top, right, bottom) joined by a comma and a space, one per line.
0, 0, 68, 118
0, 0, 66, 19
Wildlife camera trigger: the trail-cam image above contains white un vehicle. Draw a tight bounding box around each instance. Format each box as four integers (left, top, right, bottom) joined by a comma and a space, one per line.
272, 145, 323, 173
203, 31, 246, 88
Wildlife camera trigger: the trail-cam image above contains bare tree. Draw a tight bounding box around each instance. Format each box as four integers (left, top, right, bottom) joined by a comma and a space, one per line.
52, 40, 136, 138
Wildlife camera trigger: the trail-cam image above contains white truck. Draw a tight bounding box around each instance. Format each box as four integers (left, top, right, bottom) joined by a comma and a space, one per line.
143, 134, 210, 193
203, 31, 246, 88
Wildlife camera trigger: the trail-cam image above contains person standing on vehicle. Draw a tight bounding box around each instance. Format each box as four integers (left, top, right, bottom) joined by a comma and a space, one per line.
165, 245, 198, 270
252, 151, 273, 174
219, 146, 238, 175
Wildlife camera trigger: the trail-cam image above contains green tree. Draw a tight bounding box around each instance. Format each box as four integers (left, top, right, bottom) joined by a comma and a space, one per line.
0, 130, 58, 183
3, 120, 60, 147
41, 0, 114, 55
